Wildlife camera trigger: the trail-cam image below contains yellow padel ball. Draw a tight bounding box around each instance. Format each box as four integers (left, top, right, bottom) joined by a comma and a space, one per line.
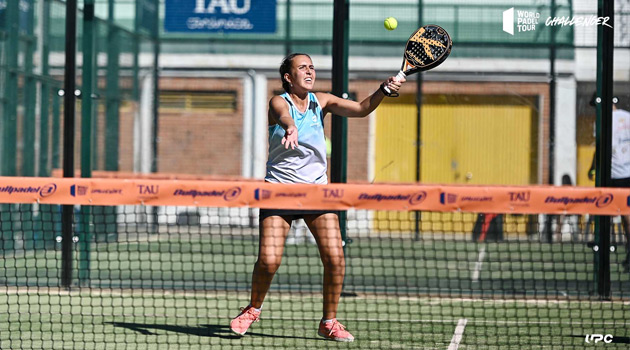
384, 17, 398, 31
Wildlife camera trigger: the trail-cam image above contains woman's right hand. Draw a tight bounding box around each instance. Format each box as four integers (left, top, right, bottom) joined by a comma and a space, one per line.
282, 125, 298, 149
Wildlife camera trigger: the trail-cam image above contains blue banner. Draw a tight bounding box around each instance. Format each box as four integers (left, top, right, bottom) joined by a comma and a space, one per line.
164, 0, 277, 33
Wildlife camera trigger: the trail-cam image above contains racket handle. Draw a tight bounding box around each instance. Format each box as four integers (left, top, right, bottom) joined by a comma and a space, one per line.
395, 71, 407, 81
382, 71, 406, 97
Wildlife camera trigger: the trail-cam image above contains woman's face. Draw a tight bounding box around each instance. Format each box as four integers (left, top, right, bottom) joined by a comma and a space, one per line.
285, 55, 316, 93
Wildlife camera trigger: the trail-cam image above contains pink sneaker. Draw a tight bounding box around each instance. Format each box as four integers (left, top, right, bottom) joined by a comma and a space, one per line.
317, 319, 355, 342
229, 306, 261, 336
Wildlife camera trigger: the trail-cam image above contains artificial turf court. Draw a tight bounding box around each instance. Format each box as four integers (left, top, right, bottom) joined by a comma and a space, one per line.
1, 289, 629, 349
1, 230, 629, 349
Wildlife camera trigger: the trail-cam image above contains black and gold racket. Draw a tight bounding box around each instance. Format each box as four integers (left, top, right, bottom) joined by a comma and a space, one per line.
383, 24, 453, 97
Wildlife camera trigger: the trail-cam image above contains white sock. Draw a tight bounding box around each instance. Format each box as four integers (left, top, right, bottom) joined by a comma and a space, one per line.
249, 304, 262, 312
322, 318, 334, 324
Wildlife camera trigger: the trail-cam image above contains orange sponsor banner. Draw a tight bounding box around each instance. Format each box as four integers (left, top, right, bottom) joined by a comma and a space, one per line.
1, 176, 630, 215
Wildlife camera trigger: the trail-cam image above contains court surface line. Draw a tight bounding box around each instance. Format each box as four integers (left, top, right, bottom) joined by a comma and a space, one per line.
471, 244, 486, 282
447, 318, 468, 350
262, 316, 627, 327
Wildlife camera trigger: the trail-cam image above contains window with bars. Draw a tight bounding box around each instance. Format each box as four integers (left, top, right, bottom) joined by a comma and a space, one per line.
159, 91, 237, 112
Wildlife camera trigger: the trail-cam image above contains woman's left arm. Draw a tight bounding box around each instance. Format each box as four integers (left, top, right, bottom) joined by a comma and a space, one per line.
317, 76, 405, 118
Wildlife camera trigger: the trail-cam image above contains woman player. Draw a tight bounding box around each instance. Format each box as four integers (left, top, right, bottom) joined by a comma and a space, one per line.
229, 53, 405, 342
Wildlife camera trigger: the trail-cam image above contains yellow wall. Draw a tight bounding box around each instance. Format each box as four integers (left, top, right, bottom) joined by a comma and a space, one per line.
373, 95, 537, 233
373, 95, 418, 231
576, 114, 595, 187
421, 103, 533, 185
373, 94, 418, 183
577, 145, 595, 187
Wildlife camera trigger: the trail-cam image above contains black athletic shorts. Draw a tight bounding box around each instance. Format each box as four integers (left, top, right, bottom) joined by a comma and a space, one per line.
259, 209, 338, 221
610, 177, 630, 188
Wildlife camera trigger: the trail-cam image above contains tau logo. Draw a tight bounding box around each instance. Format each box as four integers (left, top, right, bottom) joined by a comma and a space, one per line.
508, 191, 530, 202
585, 334, 613, 344
194, 0, 251, 14
323, 188, 344, 199
138, 184, 159, 195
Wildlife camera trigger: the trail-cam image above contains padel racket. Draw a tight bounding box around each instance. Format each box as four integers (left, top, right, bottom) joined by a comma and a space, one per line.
383, 24, 452, 97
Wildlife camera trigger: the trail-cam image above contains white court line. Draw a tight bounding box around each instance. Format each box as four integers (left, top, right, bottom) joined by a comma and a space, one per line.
471, 244, 486, 282
447, 318, 468, 350
262, 316, 627, 327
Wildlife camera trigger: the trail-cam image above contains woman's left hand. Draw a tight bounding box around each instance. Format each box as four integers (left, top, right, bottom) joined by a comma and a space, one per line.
282, 125, 299, 150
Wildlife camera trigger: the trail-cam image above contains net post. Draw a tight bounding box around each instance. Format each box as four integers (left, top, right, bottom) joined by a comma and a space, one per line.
594, 0, 614, 300
100, 2, 121, 242
414, 0, 424, 241
23, 0, 36, 178
78, 0, 97, 287
2, 0, 19, 177
331, 0, 349, 247
284, 0, 292, 56
52, 92, 62, 170
0, 0, 20, 254
39, 0, 52, 178
548, 0, 557, 189
105, 32, 120, 171
61, 0, 78, 289
150, 3, 161, 234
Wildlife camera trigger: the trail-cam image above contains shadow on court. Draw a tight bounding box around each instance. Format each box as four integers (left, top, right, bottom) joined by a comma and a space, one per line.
107, 322, 320, 341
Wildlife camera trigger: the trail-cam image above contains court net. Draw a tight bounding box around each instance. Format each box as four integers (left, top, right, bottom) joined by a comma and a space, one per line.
1, 176, 629, 349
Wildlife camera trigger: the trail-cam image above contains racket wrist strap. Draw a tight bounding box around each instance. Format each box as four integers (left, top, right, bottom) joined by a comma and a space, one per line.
379, 82, 390, 96
380, 82, 399, 97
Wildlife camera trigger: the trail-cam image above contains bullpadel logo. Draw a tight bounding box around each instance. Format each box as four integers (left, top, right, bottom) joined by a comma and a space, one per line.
502, 7, 612, 35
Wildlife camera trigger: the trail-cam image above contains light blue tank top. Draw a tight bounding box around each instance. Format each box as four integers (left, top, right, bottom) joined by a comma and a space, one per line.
265, 92, 328, 184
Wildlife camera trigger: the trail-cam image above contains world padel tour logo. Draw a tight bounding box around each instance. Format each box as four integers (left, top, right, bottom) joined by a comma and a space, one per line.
502, 7, 612, 35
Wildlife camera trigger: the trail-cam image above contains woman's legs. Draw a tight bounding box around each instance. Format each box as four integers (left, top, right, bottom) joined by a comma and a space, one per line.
250, 215, 292, 308
304, 212, 345, 320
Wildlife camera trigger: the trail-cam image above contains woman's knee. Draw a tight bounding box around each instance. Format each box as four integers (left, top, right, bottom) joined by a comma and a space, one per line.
255, 256, 282, 274
321, 253, 345, 271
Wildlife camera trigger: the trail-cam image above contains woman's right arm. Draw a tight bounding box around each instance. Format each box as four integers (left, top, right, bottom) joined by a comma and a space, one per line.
268, 96, 298, 150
